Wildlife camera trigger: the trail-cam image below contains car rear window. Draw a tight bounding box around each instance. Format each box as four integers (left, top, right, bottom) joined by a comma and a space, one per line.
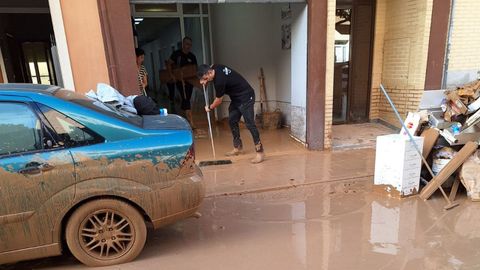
54, 90, 142, 127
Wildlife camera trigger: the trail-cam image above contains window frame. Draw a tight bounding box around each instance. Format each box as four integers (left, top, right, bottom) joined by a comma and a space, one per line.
34, 102, 105, 149
0, 101, 56, 159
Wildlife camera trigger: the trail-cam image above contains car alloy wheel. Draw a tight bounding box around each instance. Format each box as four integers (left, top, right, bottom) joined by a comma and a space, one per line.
66, 199, 147, 267
79, 209, 134, 259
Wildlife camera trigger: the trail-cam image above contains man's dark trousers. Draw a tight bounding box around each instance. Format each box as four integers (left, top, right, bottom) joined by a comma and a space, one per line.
228, 96, 263, 152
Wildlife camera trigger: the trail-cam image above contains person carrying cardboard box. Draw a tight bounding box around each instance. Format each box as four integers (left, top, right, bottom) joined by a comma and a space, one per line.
167, 36, 197, 127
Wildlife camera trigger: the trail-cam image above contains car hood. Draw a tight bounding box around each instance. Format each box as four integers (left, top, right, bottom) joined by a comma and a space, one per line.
142, 114, 192, 130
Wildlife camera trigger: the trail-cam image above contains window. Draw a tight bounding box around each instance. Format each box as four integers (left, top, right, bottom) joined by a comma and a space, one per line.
0, 103, 43, 156
37, 104, 103, 148
135, 4, 177, 13
23, 42, 55, 85
183, 4, 200, 14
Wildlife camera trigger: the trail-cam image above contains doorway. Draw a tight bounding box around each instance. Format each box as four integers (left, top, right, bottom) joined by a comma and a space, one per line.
333, 0, 374, 124
131, 2, 213, 115
0, 12, 57, 85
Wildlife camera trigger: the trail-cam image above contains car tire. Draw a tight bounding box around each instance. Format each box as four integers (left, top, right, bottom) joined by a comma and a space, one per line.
65, 198, 147, 267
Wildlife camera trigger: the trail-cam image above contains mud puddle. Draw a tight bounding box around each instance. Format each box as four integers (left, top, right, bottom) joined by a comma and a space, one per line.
6, 178, 480, 270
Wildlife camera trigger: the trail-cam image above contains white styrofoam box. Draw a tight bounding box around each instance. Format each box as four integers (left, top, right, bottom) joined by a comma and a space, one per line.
374, 134, 424, 197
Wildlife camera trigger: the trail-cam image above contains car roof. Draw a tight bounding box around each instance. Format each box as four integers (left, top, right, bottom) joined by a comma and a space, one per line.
0, 83, 61, 95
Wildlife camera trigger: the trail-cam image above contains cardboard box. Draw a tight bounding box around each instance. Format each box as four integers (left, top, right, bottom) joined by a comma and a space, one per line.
180, 64, 197, 79
446, 91, 468, 115
159, 69, 174, 84
374, 134, 424, 197
159, 64, 197, 84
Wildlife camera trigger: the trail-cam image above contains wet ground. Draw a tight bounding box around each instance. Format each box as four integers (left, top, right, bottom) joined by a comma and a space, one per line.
4, 124, 480, 269
5, 179, 480, 270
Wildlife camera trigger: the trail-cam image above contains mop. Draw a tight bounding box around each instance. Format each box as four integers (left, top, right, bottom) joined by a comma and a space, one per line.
198, 84, 232, 167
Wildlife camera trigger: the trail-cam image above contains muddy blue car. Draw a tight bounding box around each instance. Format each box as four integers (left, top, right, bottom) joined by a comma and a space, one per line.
0, 84, 204, 266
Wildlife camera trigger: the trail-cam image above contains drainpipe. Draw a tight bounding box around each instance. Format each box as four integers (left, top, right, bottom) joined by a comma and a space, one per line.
442, 0, 455, 89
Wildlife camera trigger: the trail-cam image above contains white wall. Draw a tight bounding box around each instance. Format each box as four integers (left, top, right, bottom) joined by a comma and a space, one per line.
48, 0, 75, 90
290, 4, 308, 142
273, 4, 293, 125
290, 4, 307, 108
210, 3, 297, 126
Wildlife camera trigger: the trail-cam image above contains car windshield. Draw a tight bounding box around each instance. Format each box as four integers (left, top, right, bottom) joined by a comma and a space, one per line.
54, 89, 142, 127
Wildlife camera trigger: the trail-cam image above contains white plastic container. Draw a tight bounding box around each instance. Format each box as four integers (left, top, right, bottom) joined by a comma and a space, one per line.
374, 134, 424, 197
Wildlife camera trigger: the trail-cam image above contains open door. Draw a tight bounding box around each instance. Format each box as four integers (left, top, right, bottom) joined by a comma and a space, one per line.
348, 0, 374, 122
333, 0, 374, 124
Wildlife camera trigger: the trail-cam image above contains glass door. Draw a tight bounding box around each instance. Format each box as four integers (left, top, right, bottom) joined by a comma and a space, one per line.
132, 3, 213, 112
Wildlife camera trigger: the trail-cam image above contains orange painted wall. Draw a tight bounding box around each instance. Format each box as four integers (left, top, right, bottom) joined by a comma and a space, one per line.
60, 0, 110, 93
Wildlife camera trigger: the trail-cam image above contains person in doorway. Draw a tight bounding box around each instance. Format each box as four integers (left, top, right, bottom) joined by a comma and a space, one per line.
167, 37, 197, 127
136, 48, 148, 96
197, 64, 265, 164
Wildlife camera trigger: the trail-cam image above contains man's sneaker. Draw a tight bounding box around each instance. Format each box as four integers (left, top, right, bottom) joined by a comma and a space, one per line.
251, 152, 265, 164
225, 148, 243, 157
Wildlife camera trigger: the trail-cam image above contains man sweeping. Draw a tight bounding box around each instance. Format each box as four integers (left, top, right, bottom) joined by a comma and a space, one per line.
197, 64, 265, 164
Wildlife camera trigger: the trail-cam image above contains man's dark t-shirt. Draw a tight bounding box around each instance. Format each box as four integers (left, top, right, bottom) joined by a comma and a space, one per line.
213, 65, 254, 105
170, 50, 197, 68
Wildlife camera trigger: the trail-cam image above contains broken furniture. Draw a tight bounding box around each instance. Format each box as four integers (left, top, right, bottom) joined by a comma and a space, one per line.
419, 141, 478, 200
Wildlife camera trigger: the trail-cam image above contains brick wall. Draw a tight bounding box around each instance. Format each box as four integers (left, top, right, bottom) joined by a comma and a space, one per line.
369, 0, 387, 119
446, 0, 480, 86
324, 0, 336, 149
370, 0, 433, 127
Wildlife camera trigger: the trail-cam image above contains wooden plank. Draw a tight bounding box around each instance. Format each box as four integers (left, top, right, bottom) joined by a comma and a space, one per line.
259, 68, 267, 113
419, 141, 478, 200
421, 128, 440, 159
449, 177, 461, 202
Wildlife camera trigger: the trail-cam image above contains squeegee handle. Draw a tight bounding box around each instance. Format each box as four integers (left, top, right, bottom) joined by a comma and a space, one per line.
380, 84, 435, 178
203, 84, 216, 159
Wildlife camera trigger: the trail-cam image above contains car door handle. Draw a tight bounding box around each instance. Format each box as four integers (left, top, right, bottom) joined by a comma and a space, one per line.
18, 163, 55, 175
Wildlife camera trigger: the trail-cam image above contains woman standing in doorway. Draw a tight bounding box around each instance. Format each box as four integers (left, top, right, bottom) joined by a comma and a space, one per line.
136, 48, 148, 96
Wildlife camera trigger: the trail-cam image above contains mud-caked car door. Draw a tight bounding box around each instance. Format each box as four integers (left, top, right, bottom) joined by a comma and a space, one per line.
0, 100, 76, 256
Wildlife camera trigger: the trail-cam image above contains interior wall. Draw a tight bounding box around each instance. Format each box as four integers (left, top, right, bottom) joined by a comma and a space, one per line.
370, 0, 433, 127
273, 4, 293, 126
210, 3, 295, 126
291, 3, 308, 142
60, 0, 110, 93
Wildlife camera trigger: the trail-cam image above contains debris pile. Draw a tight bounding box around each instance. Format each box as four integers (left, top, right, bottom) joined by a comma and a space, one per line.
437, 80, 480, 145
376, 81, 480, 209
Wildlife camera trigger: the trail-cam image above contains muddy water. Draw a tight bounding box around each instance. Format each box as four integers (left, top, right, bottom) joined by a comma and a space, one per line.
6, 178, 480, 270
